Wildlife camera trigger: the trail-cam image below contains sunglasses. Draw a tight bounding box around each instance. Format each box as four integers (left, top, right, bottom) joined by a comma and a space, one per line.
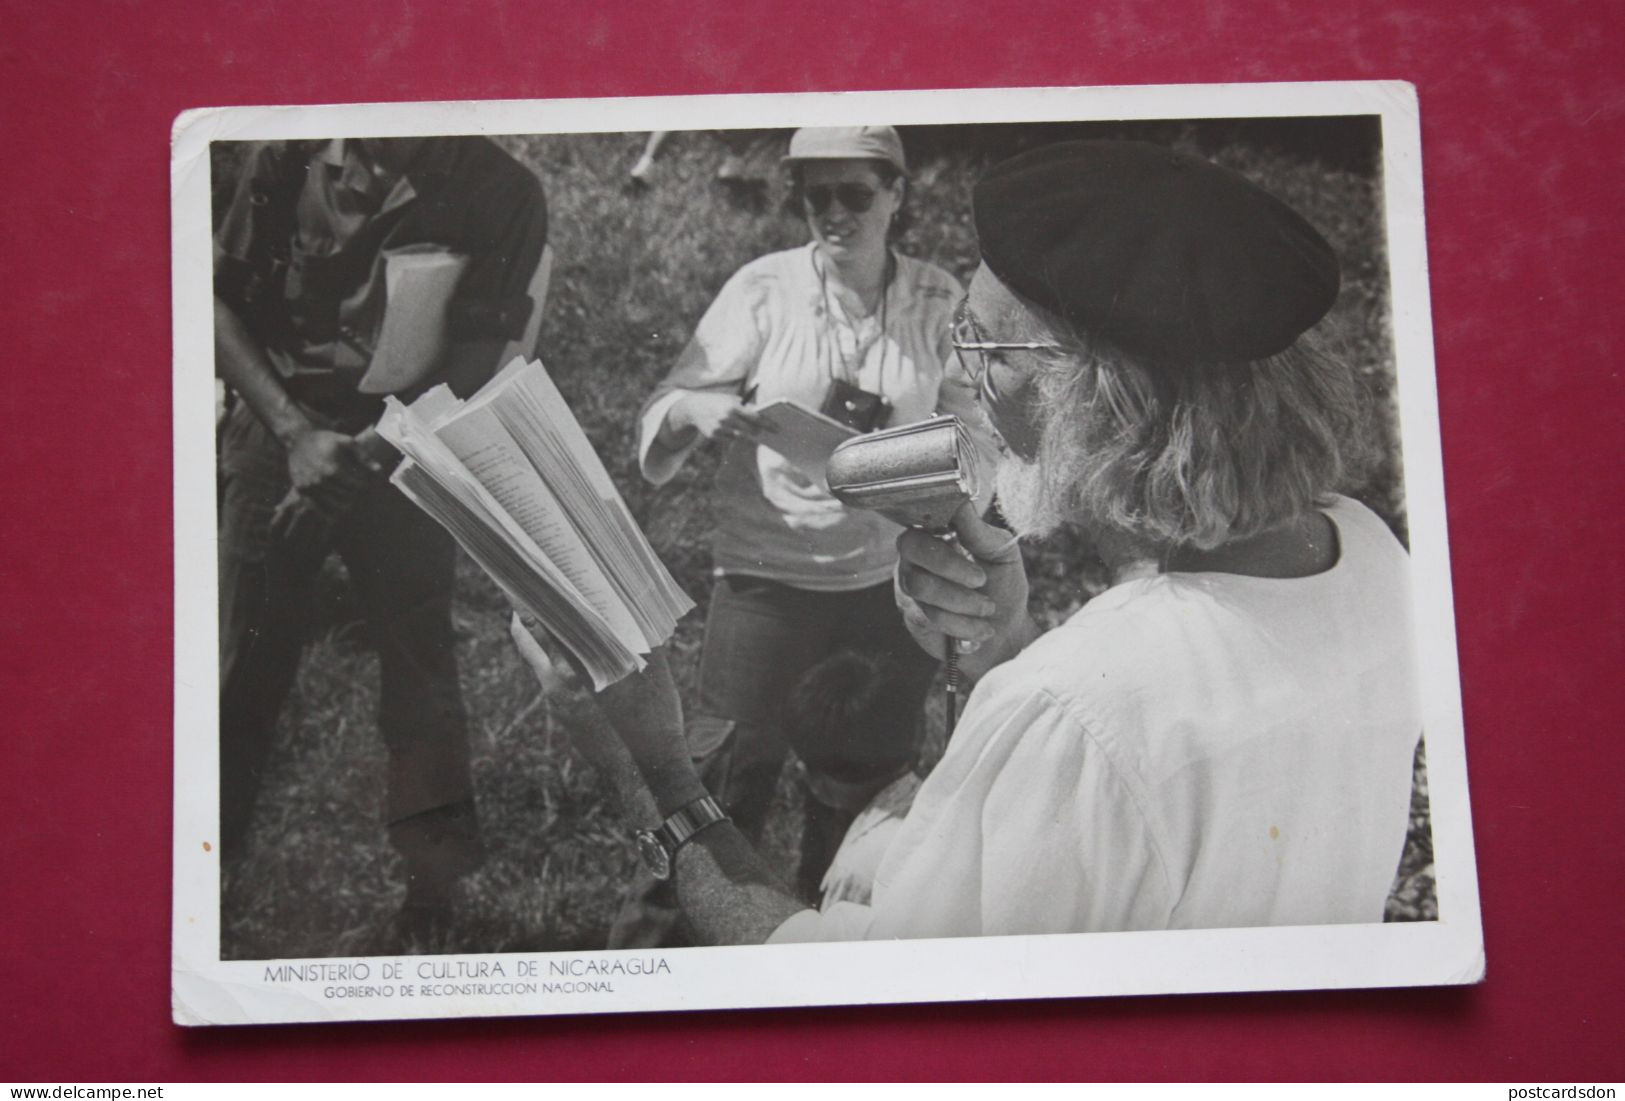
950, 299, 1063, 389
803, 182, 879, 215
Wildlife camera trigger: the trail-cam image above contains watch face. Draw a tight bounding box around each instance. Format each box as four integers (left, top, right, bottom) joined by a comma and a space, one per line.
635, 830, 672, 881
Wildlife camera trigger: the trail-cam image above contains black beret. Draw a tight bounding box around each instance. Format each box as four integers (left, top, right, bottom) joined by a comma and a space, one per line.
973, 140, 1340, 364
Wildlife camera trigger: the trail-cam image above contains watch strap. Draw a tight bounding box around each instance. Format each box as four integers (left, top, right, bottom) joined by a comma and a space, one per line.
655, 795, 730, 855
638, 795, 730, 880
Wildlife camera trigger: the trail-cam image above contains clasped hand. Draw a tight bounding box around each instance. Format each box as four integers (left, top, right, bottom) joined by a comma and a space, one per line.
271, 426, 393, 545
285, 428, 376, 515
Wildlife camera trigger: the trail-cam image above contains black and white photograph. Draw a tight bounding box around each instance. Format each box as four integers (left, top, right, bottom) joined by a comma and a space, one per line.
171, 83, 1482, 1024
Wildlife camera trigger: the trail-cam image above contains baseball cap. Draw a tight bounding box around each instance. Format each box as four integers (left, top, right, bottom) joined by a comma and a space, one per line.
783, 125, 908, 175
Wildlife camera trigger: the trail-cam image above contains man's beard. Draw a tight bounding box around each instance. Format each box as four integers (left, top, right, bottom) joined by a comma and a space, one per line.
993, 451, 1067, 539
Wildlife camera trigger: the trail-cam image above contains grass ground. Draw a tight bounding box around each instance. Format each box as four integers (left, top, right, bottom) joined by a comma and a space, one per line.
217, 122, 1436, 960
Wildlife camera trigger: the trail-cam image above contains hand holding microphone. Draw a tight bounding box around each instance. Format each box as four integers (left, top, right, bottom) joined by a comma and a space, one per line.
895, 502, 1031, 680
827, 416, 1034, 723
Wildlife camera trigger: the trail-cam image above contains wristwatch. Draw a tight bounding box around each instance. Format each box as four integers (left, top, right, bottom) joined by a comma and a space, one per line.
635, 795, 730, 881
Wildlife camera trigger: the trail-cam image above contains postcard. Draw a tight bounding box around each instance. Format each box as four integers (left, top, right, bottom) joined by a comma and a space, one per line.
172, 81, 1481, 1025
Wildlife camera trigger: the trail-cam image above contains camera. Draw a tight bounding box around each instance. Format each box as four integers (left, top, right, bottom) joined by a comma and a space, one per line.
819, 379, 892, 434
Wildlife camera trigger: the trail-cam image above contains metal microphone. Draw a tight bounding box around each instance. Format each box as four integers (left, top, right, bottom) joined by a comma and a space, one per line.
826, 416, 981, 731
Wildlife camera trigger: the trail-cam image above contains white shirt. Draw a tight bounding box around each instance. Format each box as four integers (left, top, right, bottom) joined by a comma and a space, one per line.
818, 772, 922, 908
638, 244, 975, 590
771, 496, 1422, 942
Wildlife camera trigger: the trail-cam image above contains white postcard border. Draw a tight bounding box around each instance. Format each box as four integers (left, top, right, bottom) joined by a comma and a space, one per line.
172, 80, 1482, 1026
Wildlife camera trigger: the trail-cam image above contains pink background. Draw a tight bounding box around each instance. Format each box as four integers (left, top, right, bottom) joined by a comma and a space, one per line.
2, 0, 1621, 1081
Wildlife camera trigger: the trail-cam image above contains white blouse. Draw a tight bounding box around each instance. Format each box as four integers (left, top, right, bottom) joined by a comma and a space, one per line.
638, 244, 975, 590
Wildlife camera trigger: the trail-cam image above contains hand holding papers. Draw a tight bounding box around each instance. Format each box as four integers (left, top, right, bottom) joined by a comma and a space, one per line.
379, 356, 694, 689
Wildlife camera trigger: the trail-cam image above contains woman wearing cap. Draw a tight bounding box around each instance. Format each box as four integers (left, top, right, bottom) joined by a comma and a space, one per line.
624, 126, 981, 943
546, 139, 1420, 947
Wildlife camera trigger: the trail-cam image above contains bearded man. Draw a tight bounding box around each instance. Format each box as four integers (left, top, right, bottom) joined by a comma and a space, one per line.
531, 140, 1421, 945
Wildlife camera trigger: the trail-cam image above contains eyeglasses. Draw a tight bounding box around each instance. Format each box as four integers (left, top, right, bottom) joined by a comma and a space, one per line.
950, 299, 1063, 388
803, 182, 878, 215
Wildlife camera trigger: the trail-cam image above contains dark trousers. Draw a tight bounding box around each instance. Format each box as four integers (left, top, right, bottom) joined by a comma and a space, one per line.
606, 575, 938, 948
217, 404, 480, 888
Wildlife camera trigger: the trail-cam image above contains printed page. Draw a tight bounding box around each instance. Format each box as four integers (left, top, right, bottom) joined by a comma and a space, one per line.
433, 402, 648, 650
391, 461, 637, 687
489, 391, 668, 643
381, 395, 643, 687
491, 359, 694, 640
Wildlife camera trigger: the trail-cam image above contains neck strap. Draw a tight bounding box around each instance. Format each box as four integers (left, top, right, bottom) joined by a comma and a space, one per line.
816, 249, 894, 385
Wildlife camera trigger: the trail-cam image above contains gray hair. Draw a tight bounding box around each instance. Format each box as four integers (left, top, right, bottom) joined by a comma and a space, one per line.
1024, 309, 1369, 550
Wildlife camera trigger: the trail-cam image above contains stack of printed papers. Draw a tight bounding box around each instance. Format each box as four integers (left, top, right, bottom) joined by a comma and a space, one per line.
379, 356, 693, 689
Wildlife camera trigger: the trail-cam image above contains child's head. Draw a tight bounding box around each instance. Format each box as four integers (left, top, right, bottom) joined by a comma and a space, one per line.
785, 649, 920, 811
